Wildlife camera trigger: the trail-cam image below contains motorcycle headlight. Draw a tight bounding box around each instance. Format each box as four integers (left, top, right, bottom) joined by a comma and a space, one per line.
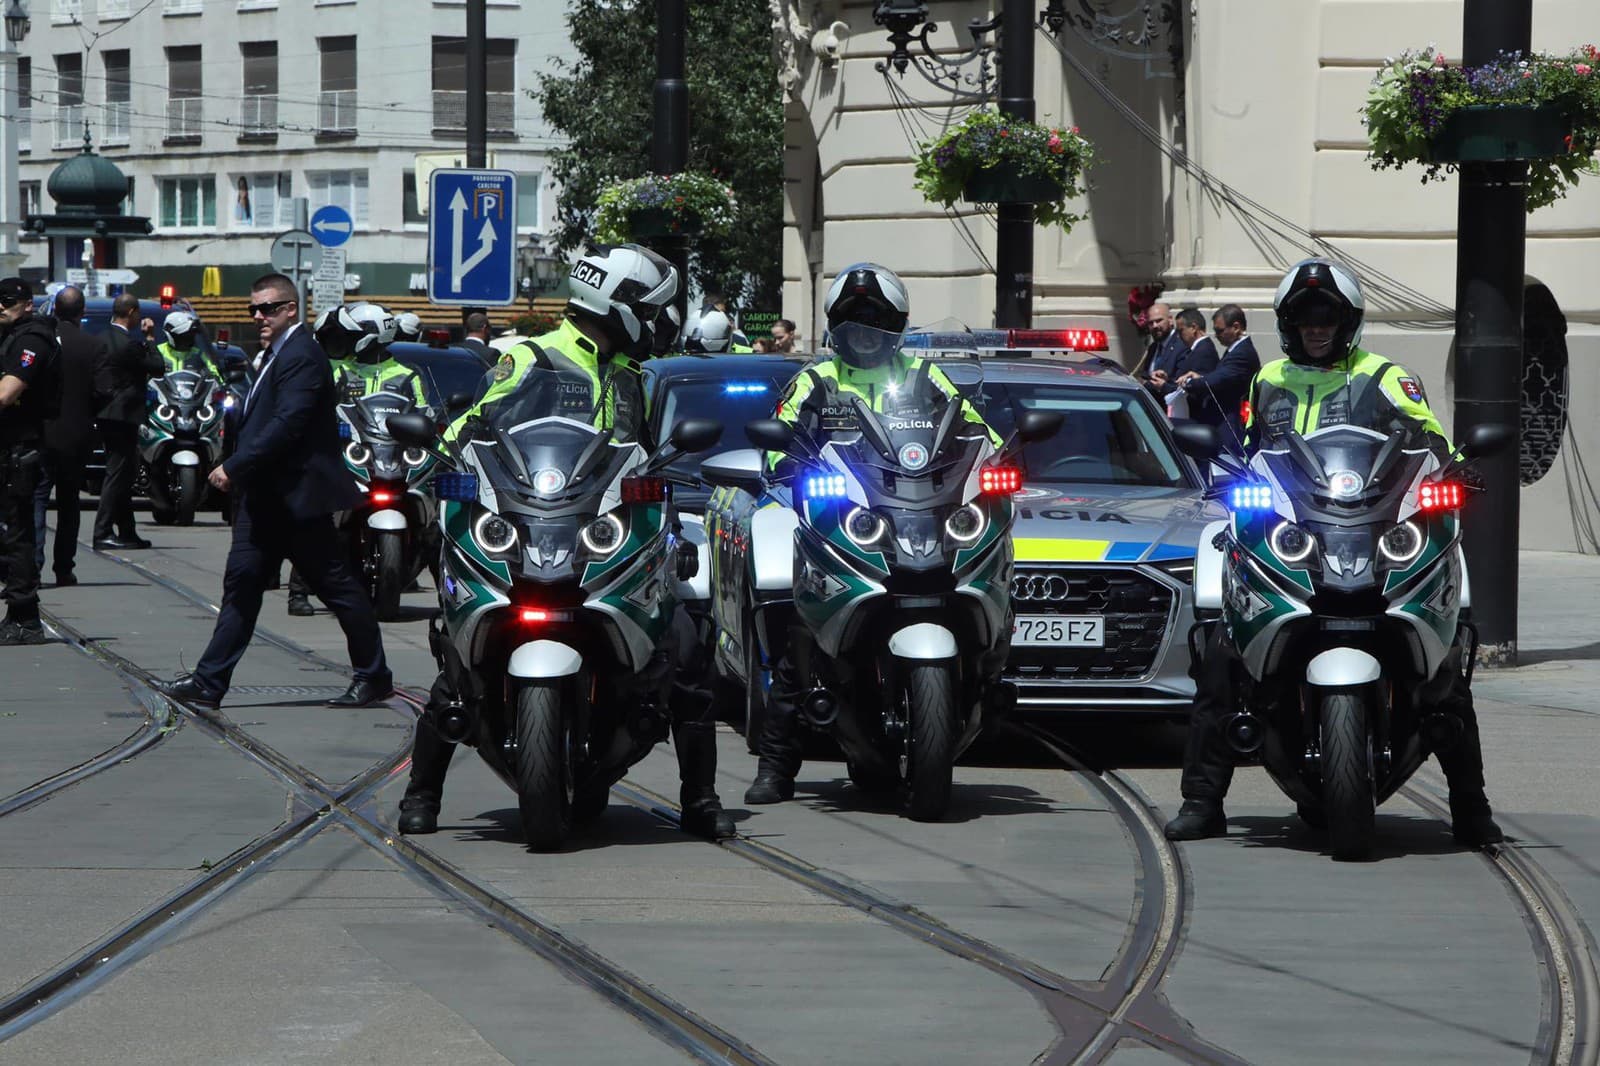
156, 404, 175, 422
345, 442, 372, 466
844, 506, 888, 548
1378, 520, 1424, 565
403, 446, 428, 467
580, 513, 625, 556
944, 503, 986, 545
473, 511, 518, 555
1269, 520, 1316, 565
222, 394, 236, 411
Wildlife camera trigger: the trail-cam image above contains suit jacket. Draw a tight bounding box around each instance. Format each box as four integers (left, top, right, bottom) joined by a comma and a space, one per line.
1144, 330, 1185, 380
44, 320, 104, 455
225, 325, 360, 519
1190, 335, 1262, 433
95, 323, 163, 425
459, 336, 495, 369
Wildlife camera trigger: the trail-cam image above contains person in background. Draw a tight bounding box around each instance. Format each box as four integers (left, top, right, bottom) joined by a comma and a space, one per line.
91, 292, 161, 551
1175, 304, 1260, 441
459, 311, 495, 369
1136, 302, 1183, 397
770, 318, 798, 353
752, 337, 773, 353
0, 277, 61, 645
33, 286, 99, 587
1159, 308, 1219, 417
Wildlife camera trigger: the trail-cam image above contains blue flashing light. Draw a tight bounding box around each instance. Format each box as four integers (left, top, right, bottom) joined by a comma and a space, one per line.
804, 472, 848, 499
724, 382, 770, 395
1230, 484, 1274, 511
435, 472, 480, 502
337, 421, 353, 440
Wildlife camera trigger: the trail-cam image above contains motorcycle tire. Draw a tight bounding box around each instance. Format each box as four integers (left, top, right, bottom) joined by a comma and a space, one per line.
742, 623, 770, 756
905, 663, 957, 822
175, 467, 200, 527
149, 507, 177, 526
1320, 691, 1377, 861
372, 532, 405, 621
513, 682, 572, 852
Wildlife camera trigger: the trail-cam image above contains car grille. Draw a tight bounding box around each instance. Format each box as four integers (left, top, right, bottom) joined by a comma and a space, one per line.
1007, 566, 1175, 682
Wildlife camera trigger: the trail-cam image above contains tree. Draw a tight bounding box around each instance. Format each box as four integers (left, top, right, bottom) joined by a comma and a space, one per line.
536, 0, 783, 309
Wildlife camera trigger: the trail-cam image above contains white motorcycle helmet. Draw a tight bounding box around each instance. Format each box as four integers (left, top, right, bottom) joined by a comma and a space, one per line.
315, 302, 396, 362
688, 310, 733, 354
565, 243, 677, 353
394, 311, 423, 343
1273, 258, 1366, 367
822, 262, 911, 370
162, 310, 200, 351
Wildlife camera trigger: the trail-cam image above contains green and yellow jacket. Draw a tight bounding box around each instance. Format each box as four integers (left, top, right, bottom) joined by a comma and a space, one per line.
337, 358, 430, 408
1243, 346, 1452, 455
158, 342, 222, 380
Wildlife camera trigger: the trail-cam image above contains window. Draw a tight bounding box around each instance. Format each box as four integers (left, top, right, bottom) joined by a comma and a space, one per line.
308, 169, 368, 225
232, 172, 289, 229
158, 176, 216, 228
401, 172, 425, 225
103, 50, 130, 145
19, 181, 41, 218
318, 36, 356, 133
54, 53, 83, 148
166, 45, 202, 141
239, 42, 278, 136
431, 37, 516, 132
17, 58, 30, 153
515, 171, 541, 231
125, 176, 135, 214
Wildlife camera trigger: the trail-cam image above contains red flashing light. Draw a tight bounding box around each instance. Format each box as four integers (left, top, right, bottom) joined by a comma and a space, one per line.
425, 328, 451, 347
1417, 481, 1464, 512
370, 490, 396, 504
519, 608, 549, 623
1005, 328, 1109, 352
216, 328, 230, 344
1239, 400, 1252, 426
979, 466, 1023, 495
620, 475, 667, 504
159, 284, 177, 310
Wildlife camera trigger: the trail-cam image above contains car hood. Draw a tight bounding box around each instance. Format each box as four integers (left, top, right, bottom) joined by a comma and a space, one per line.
1009, 484, 1224, 564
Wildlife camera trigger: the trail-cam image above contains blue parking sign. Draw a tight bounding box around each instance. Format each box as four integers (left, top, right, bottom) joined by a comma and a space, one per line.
427, 169, 518, 306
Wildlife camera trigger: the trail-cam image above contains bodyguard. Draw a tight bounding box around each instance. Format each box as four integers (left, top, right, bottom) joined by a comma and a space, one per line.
0, 278, 62, 645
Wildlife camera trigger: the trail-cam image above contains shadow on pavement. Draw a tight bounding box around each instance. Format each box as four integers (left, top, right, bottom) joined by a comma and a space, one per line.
796, 776, 1062, 823
455, 801, 691, 852
1226, 810, 1469, 862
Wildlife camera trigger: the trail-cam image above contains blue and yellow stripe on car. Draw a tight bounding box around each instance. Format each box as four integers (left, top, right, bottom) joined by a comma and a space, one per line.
1012, 538, 1193, 563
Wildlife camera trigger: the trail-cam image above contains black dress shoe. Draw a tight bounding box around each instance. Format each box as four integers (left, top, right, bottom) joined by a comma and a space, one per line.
1163, 799, 1228, 841
121, 536, 154, 550
93, 537, 137, 551
52, 572, 78, 587
156, 673, 223, 709
326, 677, 395, 707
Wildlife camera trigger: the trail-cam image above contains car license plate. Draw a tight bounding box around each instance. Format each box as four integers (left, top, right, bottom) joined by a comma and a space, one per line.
1013, 615, 1104, 647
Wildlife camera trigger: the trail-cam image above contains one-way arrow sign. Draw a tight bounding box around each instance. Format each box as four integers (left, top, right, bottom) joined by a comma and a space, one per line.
310, 204, 354, 248
427, 169, 516, 306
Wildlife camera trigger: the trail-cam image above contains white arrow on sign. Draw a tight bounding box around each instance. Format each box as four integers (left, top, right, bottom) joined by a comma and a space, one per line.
448, 189, 498, 290
313, 218, 353, 239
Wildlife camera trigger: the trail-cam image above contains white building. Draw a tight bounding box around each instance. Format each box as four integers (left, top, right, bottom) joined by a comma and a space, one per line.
14, 0, 570, 309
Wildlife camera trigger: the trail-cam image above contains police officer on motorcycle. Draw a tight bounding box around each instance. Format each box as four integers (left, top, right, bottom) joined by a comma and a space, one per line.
156, 311, 223, 379
744, 262, 1000, 805
1163, 258, 1503, 847
399, 242, 738, 841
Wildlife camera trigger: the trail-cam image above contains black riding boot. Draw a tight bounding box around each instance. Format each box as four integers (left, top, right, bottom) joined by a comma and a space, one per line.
1430, 663, 1503, 846
745, 652, 802, 804
1165, 623, 1236, 841
286, 566, 314, 616
399, 686, 457, 835
674, 721, 735, 839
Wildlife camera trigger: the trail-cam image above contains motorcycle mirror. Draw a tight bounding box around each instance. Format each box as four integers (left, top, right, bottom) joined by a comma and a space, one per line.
668, 418, 724, 455
1459, 422, 1513, 460
385, 412, 437, 447
745, 418, 795, 453
1170, 419, 1223, 460
1017, 409, 1064, 444
699, 448, 766, 495
445, 391, 474, 415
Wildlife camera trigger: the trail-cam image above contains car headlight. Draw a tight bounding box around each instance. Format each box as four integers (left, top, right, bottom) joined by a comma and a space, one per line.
345, 442, 372, 466
1378, 520, 1424, 565
580, 513, 625, 556
944, 503, 986, 545
844, 506, 888, 548
403, 446, 428, 467
156, 404, 175, 422
473, 511, 518, 555
1269, 520, 1316, 565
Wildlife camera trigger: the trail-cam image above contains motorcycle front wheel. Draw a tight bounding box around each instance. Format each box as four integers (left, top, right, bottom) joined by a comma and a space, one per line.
904, 663, 957, 822
372, 532, 405, 621
513, 682, 573, 852
175, 466, 201, 526
1320, 690, 1377, 861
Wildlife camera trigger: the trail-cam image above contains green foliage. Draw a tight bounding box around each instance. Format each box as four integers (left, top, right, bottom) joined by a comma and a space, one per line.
593, 172, 738, 242
912, 110, 1095, 230
535, 0, 783, 307
1363, 45, 1600, 210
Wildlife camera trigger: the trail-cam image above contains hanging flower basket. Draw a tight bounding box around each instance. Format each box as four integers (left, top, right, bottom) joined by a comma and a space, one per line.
1363, 45, 1600, 210
914, 110, 1094, 230
593, 172, 738, 243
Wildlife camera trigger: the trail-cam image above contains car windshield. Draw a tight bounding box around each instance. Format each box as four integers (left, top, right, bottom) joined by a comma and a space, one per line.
393, 347, 487, 410
980, 382, 1189, 487
656, 375, 792, 478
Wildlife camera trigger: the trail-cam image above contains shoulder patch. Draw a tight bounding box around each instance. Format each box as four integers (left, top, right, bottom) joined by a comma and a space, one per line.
19, 350, 35, 367
1396, 376, 1425, 403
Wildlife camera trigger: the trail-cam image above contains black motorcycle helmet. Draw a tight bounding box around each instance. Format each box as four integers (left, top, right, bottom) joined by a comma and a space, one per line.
823, 263, 911, 371
1274, 258, 1366, 367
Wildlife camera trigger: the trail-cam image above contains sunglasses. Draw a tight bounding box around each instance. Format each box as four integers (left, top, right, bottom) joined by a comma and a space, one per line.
0, 294, 24, 309
248, 299, 294, 317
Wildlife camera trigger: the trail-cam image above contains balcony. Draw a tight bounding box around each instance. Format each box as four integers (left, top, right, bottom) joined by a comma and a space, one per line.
165, 97, 203, 143
430, 90, 516, 137
53, 104, 85, 149
318, 89, 356, 136
238, 94, 278, 140
102, 100, 131, 145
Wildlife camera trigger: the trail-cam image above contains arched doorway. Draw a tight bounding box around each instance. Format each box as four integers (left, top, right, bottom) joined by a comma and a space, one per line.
1521, 282, 1569, 486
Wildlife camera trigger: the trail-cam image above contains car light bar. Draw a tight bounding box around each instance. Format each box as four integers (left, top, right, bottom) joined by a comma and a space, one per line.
724, 382, 770, 395
433, 472, 480, 502
1230, 484, 1274, 510
979, 466, 1022, 494
1417, 480, 1464, 512
621, 475, 667, 504
804, 472, 848, 498
899, 328, 1110, 352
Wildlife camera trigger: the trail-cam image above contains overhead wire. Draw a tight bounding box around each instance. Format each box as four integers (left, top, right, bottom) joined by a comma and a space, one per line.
879, 72, 996, 273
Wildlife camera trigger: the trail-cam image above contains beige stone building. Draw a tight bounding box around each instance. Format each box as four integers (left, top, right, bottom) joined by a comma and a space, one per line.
774, 0, 1600, 551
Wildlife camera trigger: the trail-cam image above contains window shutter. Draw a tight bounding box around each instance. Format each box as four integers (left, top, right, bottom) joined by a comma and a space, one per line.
353, 170, 369, 223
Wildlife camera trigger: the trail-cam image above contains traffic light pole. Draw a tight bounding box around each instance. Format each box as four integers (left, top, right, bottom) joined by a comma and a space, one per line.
994, 0, 1035, 328
1454, 0, 1532, 666
652, 0, 690, 328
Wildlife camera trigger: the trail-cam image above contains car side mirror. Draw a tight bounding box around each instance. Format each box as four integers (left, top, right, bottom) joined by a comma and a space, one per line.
1017, 409, 1064, 444
445, 391, 474, 414
699, 448, 766, 495
385, 412, 437, 448
669, 417, 724, 455
1170, 419, 1222, 460
1459, 422, 1513, 460
745, 418, 795, 453
225, 367, 247, 384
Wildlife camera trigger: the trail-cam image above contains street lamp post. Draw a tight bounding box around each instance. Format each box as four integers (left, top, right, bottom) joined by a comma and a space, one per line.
652, 0, 689, 327
0, 0, 31, 276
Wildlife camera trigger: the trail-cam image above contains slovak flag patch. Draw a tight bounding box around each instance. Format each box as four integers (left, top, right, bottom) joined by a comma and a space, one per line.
18, 349, 35, 368
1397, 377, 1424, 402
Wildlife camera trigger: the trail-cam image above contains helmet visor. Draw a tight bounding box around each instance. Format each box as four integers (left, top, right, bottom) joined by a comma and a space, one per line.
830, 321, 904, 370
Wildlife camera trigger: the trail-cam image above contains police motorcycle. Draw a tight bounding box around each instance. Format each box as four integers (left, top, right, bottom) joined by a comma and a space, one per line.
140, 366, 226, 526
1175, 419, 1508, 860
702, 359, 1061, 821
385, 365, 722, 850
336, 386, 438, 620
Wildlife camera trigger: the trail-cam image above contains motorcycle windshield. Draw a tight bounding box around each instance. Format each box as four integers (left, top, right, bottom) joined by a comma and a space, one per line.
830, 354, 984, 507
157, 370, 209, 407
348, 390, 416, 442
463, 366, 619, 506
1258, 425, 1429, 516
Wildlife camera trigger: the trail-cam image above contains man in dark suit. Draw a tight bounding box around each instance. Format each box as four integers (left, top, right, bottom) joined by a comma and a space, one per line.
1177, 304, 1261, 443
459, 310, 495, 368
1137, 302, 1185, 399
157, 273, 391, 709
91, 292, 161, 550
1156, 308, 1219, 416
33, 286, 101, 585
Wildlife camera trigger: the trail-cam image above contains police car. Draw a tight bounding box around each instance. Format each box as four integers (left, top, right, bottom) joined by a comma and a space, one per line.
701, 327, 1222, 733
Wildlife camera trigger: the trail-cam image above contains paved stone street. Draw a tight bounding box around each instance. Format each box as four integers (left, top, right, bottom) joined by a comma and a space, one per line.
3, 520, 1597, 1064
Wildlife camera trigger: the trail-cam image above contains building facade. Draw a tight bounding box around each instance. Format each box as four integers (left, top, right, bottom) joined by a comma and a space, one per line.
15, 0, 570, 309
775, 0, 1600, 551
